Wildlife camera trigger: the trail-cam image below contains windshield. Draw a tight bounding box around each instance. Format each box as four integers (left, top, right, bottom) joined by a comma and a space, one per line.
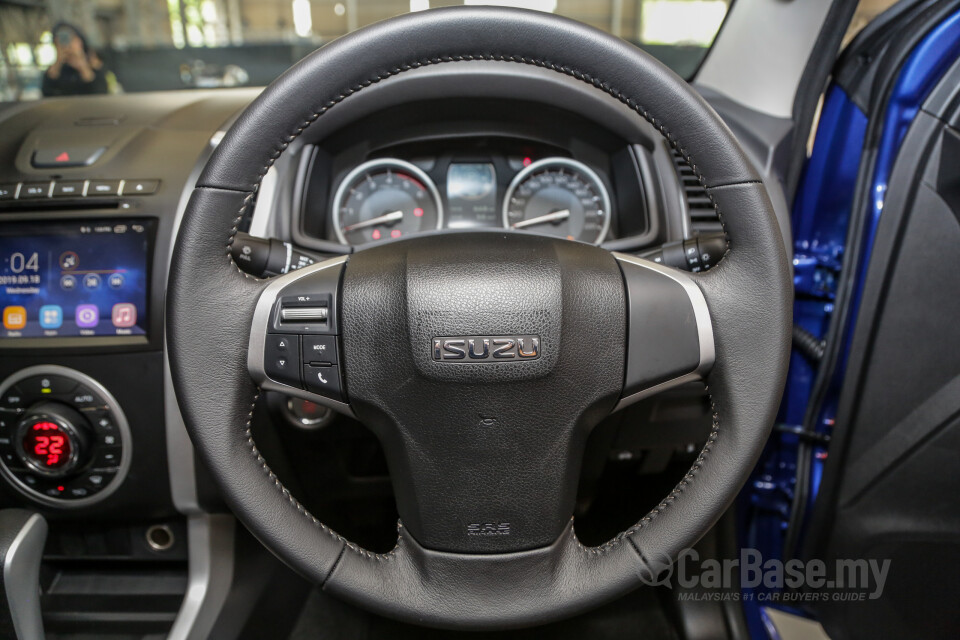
0, 0, 732, 102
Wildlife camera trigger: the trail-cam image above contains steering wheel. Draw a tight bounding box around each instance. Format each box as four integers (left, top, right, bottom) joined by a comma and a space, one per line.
167, 6, 791, 631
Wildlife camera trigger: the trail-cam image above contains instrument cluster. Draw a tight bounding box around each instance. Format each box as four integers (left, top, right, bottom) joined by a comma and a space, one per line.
330, 150, 613, 246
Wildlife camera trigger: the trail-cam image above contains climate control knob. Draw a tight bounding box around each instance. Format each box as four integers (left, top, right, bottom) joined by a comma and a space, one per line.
15, 402, 91, 477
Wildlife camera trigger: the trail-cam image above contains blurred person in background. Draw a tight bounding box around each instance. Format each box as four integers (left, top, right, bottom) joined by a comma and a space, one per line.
42, 22, 109, 97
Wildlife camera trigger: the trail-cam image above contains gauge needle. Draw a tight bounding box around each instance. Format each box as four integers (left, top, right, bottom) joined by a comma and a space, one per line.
511, 210, 570, 229
343, 210, 404, 232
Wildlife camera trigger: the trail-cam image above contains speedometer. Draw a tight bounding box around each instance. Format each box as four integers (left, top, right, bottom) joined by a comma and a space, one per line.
333, 158, 443, 245
502, 158, 611, 244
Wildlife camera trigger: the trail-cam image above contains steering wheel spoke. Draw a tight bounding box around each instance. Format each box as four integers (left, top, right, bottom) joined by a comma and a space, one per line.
247, 255, 354, 417
613, 253, 715, 411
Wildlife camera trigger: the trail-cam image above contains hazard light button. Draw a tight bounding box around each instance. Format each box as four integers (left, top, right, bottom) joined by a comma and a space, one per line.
31, 146, 106, 168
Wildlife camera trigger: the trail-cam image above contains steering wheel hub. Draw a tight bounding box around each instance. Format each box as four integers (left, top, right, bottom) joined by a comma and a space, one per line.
342, 232, 625, 552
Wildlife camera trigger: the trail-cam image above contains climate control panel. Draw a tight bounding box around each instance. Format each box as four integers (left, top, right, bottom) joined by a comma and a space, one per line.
0, 366, 131, 507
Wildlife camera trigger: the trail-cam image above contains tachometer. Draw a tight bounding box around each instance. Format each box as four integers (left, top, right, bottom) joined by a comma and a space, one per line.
333, 159, 443, 245
502, 158, 611, 244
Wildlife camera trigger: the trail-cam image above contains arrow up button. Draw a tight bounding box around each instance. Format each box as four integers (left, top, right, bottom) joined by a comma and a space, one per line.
264, 334, 302, 388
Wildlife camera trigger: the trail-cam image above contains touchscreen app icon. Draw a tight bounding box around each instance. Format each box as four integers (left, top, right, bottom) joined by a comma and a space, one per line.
112, 303, 137, 328
75, 304, 99, 329
3, 306, 27, 330
39, 305, 63, 329
83, 273, 101, 290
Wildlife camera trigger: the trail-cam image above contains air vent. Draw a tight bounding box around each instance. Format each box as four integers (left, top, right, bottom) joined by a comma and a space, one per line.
670, 146, 723, 234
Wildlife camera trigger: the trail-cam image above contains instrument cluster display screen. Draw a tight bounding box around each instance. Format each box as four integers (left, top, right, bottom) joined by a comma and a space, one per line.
445, 163, 499, 228
0, 219, 153, 339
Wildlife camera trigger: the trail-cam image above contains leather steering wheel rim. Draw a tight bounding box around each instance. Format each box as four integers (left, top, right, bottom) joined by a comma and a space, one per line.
167, 6, 792, 630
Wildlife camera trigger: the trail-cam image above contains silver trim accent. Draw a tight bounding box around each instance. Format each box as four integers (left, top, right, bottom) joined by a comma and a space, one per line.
165, 122, 224, 516
146, 524, 175, 552
165, 125, 234, 640
612, 253, 716, 411
166, 514, 235, 640
502, 157, 612, 245
280, 307, 328, 322
282, 239, 292, 274
332, 158, 444, 246
3, 512, 46, 640
0, 365, 134, 508
248, 165, 278, 238
247, 255, 355, 418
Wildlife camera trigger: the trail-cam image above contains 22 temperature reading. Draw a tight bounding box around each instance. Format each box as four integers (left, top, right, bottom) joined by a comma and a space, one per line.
23, 421, 70, 468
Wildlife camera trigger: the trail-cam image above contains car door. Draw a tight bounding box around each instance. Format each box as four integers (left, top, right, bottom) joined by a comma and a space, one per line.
770, 1, 960, 638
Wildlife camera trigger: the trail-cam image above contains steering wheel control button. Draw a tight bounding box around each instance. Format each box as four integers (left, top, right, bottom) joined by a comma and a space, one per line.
264, 334, 302, 388
302, 335, 338, 365
302, 364, 342, 400
272, 294, 335, 334
0, 366, 132, 507
249, 257, 348, 410
281, 306, 328, 322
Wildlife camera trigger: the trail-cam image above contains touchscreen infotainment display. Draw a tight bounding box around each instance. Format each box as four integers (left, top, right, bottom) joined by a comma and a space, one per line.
0, 219, 153, 340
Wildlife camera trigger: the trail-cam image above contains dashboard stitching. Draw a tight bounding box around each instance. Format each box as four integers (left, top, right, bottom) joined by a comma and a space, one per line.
228, 55, 729, 561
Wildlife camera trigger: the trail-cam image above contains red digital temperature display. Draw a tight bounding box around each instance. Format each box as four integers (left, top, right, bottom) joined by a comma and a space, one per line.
21, 421, 72, 469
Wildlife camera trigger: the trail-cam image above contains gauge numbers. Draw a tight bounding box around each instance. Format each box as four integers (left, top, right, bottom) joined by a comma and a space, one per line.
333, 159, 443, 245
503, 158, 611, 244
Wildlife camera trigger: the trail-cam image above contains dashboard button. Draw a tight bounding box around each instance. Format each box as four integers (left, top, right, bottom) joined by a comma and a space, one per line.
88, 410, 118, 434
85, 468, 117, 491
264, 334, 301, 388
52, 181, 86, 197
20, 374, 77, 398
32, 146, 105, 168
20, 182, 50, 198
303, 364, 342, 401
121, 179, 159, 195
0, 409, 20, 433
0, 184, 16, 199
72, 386, 108, 410
301, 335, 338, 365
87, 180, 121, 196
1, 386, 25, 410
11, 469, 41, 489
1, 446, 25, 469
91, 446, 122, 469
